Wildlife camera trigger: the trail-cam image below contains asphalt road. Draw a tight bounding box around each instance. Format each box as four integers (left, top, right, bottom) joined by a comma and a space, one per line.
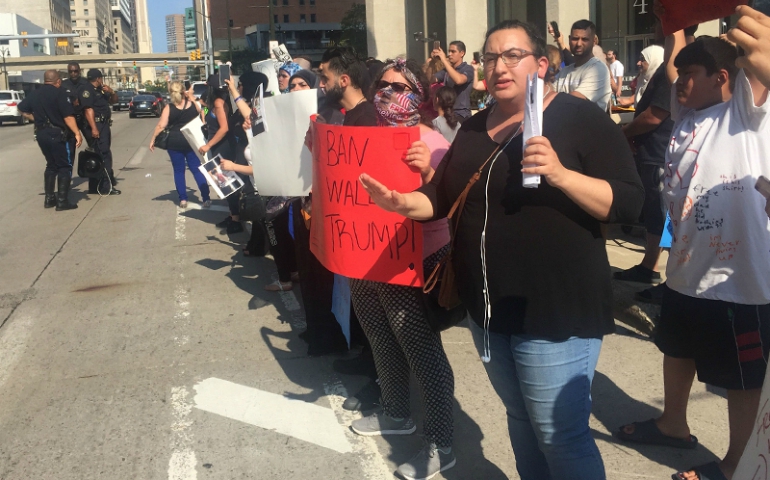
0, 112, 730, 479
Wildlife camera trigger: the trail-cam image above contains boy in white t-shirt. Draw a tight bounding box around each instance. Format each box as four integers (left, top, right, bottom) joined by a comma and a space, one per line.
617, 6, 770, 480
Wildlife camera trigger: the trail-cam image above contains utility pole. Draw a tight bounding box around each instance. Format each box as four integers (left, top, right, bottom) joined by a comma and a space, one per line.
225, 0, 232, 59
269, 0, 276, 41
1, 47, 9, 90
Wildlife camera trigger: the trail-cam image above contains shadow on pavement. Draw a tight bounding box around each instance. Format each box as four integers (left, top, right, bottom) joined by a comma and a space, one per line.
591, 371, 720, 471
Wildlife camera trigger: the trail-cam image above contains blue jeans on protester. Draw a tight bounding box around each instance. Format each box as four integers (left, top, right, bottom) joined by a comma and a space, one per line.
168, 149, 210, 202
470, 321, 605, 480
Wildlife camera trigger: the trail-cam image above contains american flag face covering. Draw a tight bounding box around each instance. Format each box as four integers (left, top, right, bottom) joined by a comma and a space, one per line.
373, 87, 422, 127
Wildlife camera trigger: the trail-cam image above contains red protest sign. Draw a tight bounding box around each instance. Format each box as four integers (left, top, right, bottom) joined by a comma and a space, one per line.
659, 0, 746, 35
309, 121, 424, 287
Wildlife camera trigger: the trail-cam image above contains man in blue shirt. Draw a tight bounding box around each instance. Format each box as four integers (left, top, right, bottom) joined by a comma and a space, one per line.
431, 41, 476, 122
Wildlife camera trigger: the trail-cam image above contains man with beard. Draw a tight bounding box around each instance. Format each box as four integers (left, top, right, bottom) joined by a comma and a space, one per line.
555, 19, 612, 111
319, 47, 377, 126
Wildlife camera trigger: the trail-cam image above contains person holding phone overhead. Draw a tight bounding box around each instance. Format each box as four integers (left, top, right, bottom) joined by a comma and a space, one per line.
430, 40, 476, 123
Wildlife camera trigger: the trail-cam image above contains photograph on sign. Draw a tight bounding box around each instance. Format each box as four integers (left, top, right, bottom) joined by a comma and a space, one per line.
198, 154, 245, 199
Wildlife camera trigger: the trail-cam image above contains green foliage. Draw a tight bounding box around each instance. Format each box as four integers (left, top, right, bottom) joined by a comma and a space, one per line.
340, 4, 367, 56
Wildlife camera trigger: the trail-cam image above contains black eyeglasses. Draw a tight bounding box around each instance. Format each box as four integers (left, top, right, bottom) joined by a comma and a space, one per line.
68, 68, 80, 73
481, 48, 534, 70
376, 80, 413, 93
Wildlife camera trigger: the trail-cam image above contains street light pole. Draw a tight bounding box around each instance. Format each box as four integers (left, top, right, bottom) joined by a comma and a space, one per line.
225, 0, 232, 59
1, 47, 8, 90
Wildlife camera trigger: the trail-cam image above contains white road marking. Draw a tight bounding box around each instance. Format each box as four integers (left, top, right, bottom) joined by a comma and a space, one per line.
168, 386, 197, 480
0, 315, 33, 391
168, 207, 196, 480
128, 146, 148, 165
324, 379, 393, 480
175, 206, 186, 241
193, 377, 352, 454
184, 202, 231, 213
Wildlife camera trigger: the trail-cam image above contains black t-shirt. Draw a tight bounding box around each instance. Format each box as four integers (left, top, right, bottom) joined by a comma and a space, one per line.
632, 66, 673, 166
78, 82, 112, 119
18, 84, 74, 131
166, 100, 199, 151
416, 94, 644, 339
343, 101, 378, 126
61, 77, 89, 116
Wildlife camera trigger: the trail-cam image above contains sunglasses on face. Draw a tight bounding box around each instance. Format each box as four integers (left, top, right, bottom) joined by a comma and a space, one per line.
376, 80, 412, 93
68, 69, 80, 73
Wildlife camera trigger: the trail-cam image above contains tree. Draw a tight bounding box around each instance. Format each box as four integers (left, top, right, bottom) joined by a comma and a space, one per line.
340, 4, 367, 56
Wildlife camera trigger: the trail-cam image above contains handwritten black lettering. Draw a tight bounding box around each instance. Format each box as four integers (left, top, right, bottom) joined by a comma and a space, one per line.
324, 214, 418, 260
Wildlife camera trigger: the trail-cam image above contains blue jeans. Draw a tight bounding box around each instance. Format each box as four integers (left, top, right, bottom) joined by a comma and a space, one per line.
470, 321, 605, 480
168, 149, 210, 202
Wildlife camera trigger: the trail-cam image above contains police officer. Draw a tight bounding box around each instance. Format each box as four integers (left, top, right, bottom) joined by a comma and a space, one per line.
79, 68, 120, 195
17, 70, 83, 210
60, 62, 88, 131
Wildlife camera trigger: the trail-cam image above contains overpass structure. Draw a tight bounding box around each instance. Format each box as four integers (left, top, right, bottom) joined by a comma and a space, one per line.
2, 53, 208, 72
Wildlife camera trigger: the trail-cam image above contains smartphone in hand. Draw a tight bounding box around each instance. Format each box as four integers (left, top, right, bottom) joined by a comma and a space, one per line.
756, 176, 770, 199
473, 52, 481, 63
433, 40, 440, 51
184, 80, 191, 90
752, 0, 770, 16
550, 21, 560, 38
218, 65, 231, 88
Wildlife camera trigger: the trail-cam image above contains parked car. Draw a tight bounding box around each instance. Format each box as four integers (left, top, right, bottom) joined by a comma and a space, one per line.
0, 90, 28, 126
192, 81, 207, 100
129, 95, 162, 118
114, 91, 134, 111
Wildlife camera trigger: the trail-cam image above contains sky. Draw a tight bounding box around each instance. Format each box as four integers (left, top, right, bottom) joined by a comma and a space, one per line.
148, 0, 192, 53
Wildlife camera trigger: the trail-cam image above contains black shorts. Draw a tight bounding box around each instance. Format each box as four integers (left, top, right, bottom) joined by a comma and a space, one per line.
640, 163, 665, 236
656, 285, 770, 390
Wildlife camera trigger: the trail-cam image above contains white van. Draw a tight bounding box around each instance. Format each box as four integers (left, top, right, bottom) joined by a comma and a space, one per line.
0, 90, 29, 126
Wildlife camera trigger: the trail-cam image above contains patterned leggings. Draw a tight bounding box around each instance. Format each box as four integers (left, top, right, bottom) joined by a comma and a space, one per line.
349, 246, 455, 447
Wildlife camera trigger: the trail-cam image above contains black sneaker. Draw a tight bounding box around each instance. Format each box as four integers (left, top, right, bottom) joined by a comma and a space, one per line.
216, 216, 232, 228
343, 379, 381, 412
613, 265, 661, 284
635, 282, 666, 305
226, 221, 244, 234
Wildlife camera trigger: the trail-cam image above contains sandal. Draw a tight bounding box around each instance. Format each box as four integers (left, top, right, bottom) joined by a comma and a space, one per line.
672, 462, 727, 480
615, 419, 698, 449
264, 281, 293, 292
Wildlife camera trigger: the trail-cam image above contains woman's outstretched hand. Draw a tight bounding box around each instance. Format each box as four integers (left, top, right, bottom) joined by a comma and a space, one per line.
359, 173, 406, 213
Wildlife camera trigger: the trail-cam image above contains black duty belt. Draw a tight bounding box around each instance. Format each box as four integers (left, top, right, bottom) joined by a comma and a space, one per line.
95, 116, 113, 126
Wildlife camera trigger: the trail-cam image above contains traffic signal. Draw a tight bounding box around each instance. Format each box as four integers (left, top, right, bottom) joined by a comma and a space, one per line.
189, 51, 194, 61
196, 49, 202, 60
164, 60, 168, 67
133, 61, 137, 70
21, 32, 28, 47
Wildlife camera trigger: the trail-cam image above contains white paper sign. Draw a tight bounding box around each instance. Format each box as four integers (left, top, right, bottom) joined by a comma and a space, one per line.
523, 73, 543, 189
272, 44, 292, 64
248, 89, 317, 196
180, 116, 207, 162
198, 154, 245, 199
733, 367, 770, 478
252, 59, 281, 96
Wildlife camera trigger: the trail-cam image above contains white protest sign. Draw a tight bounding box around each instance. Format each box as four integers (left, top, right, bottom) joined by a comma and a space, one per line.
248, 88, 317, 196
180, 116, 207, 162
522, 73, 543, 188
733, 368, 770, 479
252, 59, 281, 96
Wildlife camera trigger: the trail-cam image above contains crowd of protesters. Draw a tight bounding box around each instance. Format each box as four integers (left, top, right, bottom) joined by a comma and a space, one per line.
149, 2, 770, 478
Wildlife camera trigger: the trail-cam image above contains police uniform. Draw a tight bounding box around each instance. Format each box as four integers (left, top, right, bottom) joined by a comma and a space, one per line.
79, 69, 120, 195
17, 81, 79, 210
61, 75, 88, 130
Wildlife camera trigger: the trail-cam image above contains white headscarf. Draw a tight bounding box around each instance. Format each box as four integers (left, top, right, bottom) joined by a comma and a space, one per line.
635, 45, 665, 107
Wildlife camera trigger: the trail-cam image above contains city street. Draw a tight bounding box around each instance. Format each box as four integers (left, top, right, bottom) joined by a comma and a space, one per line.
0, 113, 730, 479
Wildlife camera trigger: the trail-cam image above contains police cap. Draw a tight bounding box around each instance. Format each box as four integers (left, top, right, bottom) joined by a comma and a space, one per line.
86, 69, 104, 81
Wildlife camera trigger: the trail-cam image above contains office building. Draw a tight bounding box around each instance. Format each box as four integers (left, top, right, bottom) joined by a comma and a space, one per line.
0, 13, 53, 88
165, 13, 186, 78
133, 0, 154, 83
0, 0, 73, 54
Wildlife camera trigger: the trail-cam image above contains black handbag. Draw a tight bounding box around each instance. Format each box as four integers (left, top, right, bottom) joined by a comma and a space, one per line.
421, 255, 466, 332
239, 189, 267, 223
154, 128, 170, 150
